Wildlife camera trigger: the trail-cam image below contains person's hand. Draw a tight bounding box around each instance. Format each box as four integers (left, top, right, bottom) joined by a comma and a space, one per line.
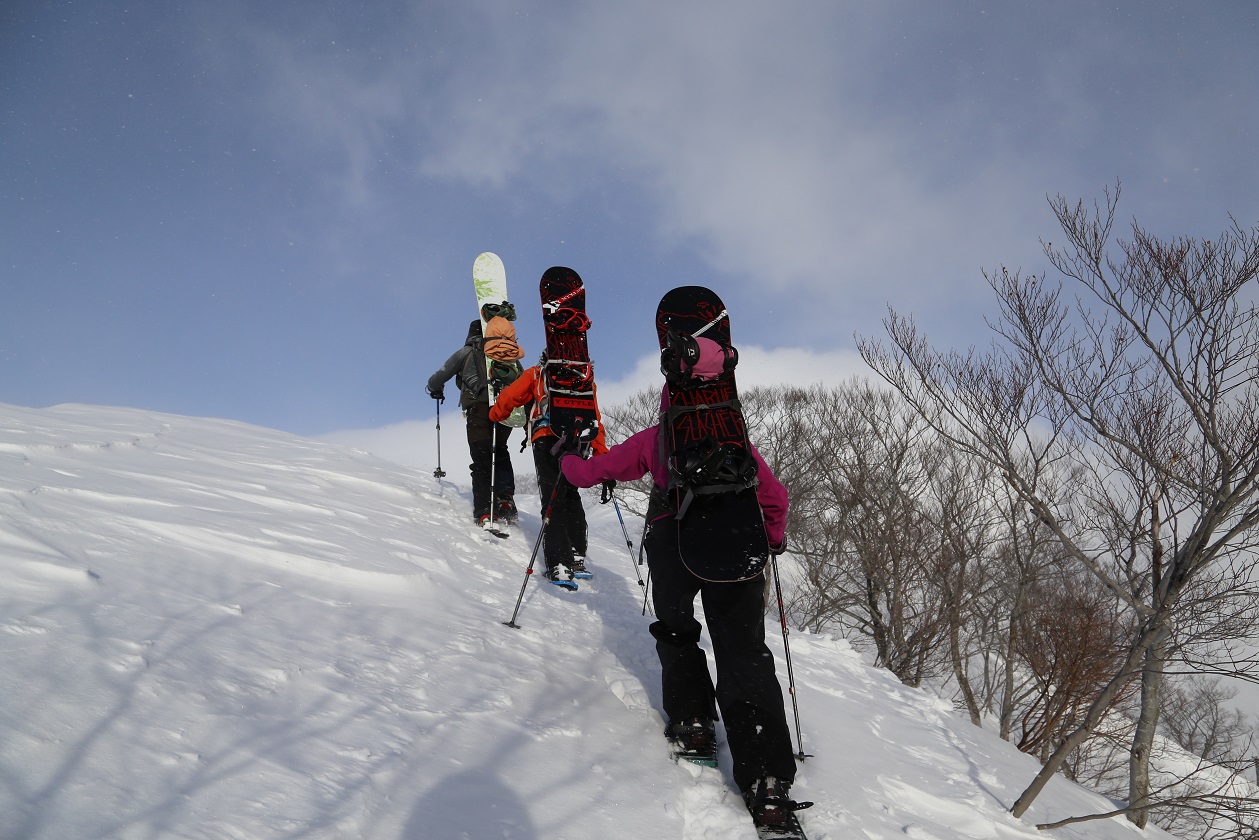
550, 419, 599, 458
769, 539, 787, 556
574, 418, 599, 459
427, 386, 445, 402
549, 432, 573, 457
600, 479, 617, 504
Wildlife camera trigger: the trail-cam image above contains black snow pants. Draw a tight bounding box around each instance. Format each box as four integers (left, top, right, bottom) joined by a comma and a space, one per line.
645, 516, 796, 793
465, 401, 514, 518
532, 438, 588, 570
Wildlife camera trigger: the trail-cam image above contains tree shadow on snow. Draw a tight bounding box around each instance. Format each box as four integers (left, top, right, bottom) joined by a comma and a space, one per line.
403, 769, 536, 840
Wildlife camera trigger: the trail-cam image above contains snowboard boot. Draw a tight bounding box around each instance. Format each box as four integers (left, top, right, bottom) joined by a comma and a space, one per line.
666, 717, 717, 766
742, 776, 812, 835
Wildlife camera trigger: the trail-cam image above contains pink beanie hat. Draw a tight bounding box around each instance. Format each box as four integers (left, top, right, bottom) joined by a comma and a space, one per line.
689, 336, 728, 381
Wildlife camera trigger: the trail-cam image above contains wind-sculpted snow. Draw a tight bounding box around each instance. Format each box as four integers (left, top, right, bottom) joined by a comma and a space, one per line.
0, 402, 1173, 839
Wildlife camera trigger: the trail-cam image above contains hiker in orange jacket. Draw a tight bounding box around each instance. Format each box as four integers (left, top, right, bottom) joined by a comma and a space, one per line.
490, 359, 608, 584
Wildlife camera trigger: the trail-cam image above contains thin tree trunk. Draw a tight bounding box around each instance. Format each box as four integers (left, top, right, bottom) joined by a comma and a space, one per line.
1129, 489, 1169, 829
999, 590, 1024, 743
866, 575, 891, 668
951, 619, 982, 726
1127, 623, 1169, 829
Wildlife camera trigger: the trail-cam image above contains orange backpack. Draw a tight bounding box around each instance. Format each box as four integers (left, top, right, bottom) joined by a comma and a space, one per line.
482, 316, 524, 362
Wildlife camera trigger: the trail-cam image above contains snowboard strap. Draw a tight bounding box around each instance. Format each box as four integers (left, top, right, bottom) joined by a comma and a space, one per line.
545, 359, 593, 390
544, 307, 591, 332
660, 402, 759, 520
524, 366, 550, 441
691, 308, 728, 338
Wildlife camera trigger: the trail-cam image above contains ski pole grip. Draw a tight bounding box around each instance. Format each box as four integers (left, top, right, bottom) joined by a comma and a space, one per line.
549, 432, 570, 457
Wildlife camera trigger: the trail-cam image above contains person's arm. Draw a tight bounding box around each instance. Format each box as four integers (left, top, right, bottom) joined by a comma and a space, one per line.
489, 367, 535, 423
750, 443, 789, 549
560, 427, 657, 488
426, 347, 468, 399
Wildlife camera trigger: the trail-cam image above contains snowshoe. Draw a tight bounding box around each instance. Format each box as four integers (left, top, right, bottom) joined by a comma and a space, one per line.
570, 555, 593, 579
742, 776, 812, 838
497, 494, 518, 524
666, 717, 717, 767
544, 564, 578, 591
477, 513, 509, 539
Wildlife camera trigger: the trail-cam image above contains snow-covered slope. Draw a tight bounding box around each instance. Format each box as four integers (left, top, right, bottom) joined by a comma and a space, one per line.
0, 402, 1170, 840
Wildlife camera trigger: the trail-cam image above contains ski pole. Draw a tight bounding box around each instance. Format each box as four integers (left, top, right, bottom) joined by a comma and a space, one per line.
488, 414, 500, 529
502, 469, 568, 630
769, 552, 811, 761
433, 398, 447, 479
609, 494, 646, 592
638, 517, 652, 617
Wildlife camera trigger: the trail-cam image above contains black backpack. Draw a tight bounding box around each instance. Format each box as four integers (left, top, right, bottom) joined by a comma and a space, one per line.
657, 331, 758, 520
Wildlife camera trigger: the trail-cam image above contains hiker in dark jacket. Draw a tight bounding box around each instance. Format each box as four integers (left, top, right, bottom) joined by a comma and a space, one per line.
426, 319, 522, 526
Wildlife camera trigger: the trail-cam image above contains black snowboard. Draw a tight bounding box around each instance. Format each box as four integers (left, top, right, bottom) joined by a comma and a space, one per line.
656, 286, 769, 581
540, 267, 598, 439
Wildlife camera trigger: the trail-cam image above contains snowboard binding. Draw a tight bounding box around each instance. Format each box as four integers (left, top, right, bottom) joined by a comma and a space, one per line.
480, 301, 516, 321
659, 329, 738, 385
543, 306, 590, 332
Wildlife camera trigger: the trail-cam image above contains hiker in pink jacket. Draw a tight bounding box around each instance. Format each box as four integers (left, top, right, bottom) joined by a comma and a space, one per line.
560, 336, 798, 821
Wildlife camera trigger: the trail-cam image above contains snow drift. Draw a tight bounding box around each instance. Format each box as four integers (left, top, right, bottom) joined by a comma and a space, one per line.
0, 402, 1170, 839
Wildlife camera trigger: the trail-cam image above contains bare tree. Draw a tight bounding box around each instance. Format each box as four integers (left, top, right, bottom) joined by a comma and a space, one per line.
785, 382, 961, 685
979, 472, 1077, 743
920, 439, 1004, 725
1160, 677, 1256, 771
858, 183, 1259, 826
1011, 573, 1135, 761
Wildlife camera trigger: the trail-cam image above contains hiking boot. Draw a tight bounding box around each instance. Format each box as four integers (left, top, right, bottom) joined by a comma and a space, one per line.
666, 717, 716, 753
544, 564, 574, 585
666, 717, 717, 767
497, 494, 518, 522
743, 776, 811, 831
570, 555, 592, 579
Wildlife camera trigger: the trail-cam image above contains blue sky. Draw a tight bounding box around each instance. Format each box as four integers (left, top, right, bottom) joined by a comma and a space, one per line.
3, 1, 1258, 435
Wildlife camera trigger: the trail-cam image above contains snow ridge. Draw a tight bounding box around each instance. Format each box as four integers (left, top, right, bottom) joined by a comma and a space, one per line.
0, 402, 1171, 839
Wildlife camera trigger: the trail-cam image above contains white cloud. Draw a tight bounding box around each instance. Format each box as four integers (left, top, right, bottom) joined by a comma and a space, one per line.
327, 344, 873, 468
596, 344, 873, 408
384, 3, 1048, 337
246, 1, 1259, 354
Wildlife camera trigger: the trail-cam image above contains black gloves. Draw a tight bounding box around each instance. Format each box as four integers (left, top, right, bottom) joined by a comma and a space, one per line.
600, 479, 617, 504
427, 385, 445, 402
573, 418, 598, 459
549, 419, 599, 460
